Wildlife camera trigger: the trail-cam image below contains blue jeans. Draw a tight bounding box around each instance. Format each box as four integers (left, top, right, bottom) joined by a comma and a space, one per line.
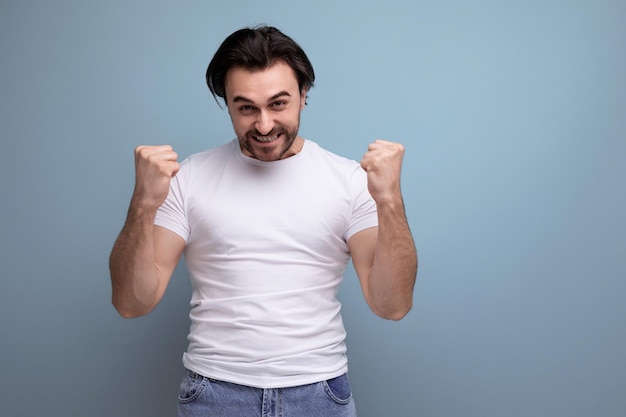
178, 369, 357, 417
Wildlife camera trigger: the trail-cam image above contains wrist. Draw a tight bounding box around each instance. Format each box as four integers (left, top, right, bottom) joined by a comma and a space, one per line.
128, 194, 161, 219
373, 192, 404, 209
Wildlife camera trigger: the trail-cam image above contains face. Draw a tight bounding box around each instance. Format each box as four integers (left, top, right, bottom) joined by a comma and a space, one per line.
224, 61, 307, 161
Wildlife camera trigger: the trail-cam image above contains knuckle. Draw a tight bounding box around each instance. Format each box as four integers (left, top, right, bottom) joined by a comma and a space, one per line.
136, 145, 155, 159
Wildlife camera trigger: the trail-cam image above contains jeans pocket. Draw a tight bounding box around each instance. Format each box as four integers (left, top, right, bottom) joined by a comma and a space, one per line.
178, 369, 209, 404
322, 374, 353, 405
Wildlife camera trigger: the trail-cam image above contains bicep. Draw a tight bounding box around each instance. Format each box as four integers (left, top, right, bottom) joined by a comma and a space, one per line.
154, 225, 186, 293
347, 226, 378, 295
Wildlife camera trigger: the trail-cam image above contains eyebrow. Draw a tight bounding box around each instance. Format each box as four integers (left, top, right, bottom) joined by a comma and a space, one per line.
232, 91, 292, 104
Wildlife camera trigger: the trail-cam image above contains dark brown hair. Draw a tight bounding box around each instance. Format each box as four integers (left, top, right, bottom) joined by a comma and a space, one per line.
206, 26, 315, 102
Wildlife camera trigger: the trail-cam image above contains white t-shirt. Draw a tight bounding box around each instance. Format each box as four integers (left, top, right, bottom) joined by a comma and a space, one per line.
155, 139, 378, 388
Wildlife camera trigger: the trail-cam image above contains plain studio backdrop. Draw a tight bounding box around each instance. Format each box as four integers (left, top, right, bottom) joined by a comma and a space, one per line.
1, 1, 624, 416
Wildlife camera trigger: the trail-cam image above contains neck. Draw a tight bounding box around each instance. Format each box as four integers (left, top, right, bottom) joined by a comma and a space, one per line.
281, 136, 304, 159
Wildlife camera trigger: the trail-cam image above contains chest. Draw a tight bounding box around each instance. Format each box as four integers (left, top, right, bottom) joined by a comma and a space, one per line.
185, 161, 352, 256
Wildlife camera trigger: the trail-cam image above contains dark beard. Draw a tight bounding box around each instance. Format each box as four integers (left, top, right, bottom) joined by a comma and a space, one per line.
239, 126, 299, 161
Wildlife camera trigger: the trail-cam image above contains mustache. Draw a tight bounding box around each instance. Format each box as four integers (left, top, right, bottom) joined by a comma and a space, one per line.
248, 127, 285, 137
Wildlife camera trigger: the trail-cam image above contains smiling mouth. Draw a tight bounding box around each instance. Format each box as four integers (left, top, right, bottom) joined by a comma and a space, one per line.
253, 133, 280, 143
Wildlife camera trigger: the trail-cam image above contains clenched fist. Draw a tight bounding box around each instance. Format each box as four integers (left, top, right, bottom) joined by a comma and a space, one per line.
132, 145, 180, 210
360, 139, 405, 204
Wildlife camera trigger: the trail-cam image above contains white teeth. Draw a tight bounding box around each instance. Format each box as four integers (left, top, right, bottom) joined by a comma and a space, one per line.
254, 134, 278, 143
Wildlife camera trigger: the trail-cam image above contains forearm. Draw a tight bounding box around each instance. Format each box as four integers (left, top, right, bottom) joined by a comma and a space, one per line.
109, 203, 161, 318
368, 196, 418, 320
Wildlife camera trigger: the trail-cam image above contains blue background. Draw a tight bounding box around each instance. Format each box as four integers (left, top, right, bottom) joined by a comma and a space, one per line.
1, 1, 625, 416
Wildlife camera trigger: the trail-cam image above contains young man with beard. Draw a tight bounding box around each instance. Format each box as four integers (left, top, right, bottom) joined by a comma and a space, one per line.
110, 26, 417, 417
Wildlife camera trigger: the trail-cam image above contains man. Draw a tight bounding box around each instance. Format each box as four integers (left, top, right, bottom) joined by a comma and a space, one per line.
110, 26, 417, 417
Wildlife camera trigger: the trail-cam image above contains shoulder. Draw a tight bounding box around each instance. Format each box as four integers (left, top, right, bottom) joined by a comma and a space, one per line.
178, 140, 237, 172
185, 140, 235, 164
304, 140, 361, 172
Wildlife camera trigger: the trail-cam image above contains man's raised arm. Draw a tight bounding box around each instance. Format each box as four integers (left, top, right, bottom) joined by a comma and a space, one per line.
109, 145, 184, 318
349, 139, 418, 321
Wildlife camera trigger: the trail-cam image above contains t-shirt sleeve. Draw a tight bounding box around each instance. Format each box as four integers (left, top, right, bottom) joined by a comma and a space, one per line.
154, 160, 191, 242
345, 166, 378, 241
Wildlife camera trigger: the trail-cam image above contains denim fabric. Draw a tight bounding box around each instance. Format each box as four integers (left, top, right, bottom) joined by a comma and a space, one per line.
178, 369, 357, 417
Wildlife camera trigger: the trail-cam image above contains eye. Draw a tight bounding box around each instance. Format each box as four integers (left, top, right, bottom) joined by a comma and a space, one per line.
271, 100, 287, 109
239, 105, 256, 114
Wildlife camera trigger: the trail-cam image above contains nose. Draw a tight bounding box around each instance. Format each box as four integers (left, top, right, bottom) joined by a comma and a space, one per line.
255, 110, 274, 136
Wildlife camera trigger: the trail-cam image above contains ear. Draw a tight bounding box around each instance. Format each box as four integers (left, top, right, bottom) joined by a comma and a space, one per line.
300, 88, 309, 110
